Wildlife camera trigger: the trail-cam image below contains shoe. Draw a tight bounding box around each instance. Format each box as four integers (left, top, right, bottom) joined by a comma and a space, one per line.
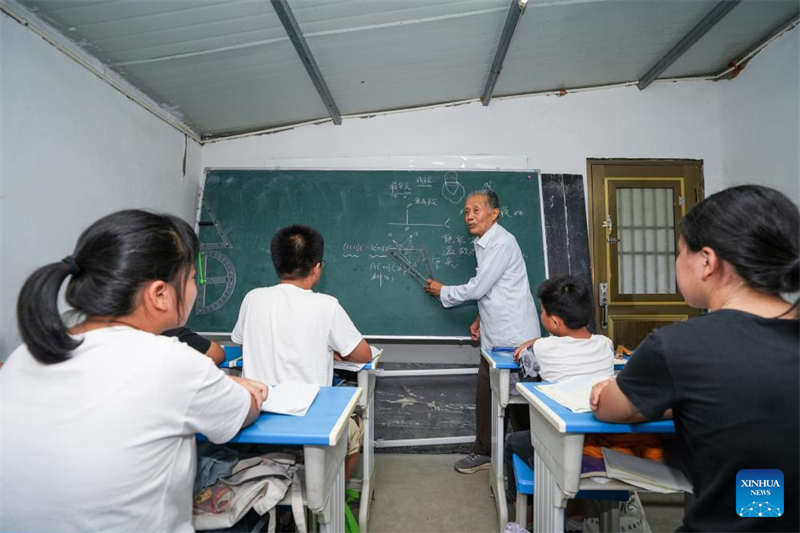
454, 453, 491, 474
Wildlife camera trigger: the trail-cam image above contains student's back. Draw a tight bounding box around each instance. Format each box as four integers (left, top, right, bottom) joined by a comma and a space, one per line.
1, 329, 247, 531
618, 310, 799, 531
534, 334, 614, 382
506, 275, 621, 501
516, 275, 615, 384
233, 225, 370, 388
233, 283, 362, 386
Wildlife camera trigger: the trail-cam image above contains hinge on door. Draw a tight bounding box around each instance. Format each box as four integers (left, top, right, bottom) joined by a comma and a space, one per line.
679, 196, 686, 206
598, 282, 609, 330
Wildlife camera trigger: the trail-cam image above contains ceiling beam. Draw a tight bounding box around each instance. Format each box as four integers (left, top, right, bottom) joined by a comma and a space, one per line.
638, 0, 742, 90
481, 0, 528, 106
270, 0, 342, 125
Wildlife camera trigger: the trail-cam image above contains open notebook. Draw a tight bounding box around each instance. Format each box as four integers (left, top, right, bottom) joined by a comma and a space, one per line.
260, 382, 320, 416
333, 346, 383, 372
535, 376, 606, 413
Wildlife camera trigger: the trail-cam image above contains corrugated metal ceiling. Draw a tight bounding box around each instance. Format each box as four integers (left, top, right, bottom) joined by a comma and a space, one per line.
662, 1, 799, 77
11, 0, 799, 140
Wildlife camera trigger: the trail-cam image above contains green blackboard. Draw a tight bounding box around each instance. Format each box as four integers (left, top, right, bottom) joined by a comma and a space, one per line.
188, 169, 545, 338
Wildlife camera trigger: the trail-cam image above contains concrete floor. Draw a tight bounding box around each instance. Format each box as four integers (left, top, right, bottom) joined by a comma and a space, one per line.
366, 454, 685, 533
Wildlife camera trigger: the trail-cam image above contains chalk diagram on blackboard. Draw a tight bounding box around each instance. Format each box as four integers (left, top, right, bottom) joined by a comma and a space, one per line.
386, 246, 433, 287
388, 204, 451, 232
442, 171, 465, 204
197, 198, 237, 315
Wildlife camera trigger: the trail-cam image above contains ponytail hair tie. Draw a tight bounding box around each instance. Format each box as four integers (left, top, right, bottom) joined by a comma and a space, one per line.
61, 256, 81, 276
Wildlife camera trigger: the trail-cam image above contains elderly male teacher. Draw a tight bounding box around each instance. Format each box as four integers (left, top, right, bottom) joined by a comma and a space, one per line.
424, 189, 541, 473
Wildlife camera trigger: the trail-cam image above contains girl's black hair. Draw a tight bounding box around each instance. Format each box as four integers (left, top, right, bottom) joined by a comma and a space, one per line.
17, 209, 199, 364
678, 185, 799, 315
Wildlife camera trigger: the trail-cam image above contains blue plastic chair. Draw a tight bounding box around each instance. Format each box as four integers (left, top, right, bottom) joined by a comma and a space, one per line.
512, 454, 629, 529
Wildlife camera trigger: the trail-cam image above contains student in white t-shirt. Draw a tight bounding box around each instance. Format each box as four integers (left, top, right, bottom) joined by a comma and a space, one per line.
505, 275, 663, 531
515, 279, 615, 383
232, 224, 372, 481
0, 210, 268, 532
505, 275, 615, 499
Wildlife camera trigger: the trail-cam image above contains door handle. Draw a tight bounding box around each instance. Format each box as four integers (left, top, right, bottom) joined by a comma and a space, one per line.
602, 214, 613, 234
603, 215, 619, 244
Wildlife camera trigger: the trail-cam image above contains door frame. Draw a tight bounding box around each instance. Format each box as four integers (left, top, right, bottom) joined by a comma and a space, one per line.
586, 159, 705, 340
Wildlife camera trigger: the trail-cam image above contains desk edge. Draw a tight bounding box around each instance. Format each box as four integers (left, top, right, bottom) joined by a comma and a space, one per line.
330, 387, 362, 445
515, 383, 567, 432
480, 348, 499, 369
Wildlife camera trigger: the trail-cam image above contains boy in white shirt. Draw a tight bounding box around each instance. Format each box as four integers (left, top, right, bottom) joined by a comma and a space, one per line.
506, 275, 615, 498
505, 275, 662, 530
232, 224, 372, 480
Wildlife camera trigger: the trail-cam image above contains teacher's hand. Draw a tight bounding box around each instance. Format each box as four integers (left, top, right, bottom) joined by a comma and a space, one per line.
424, 279, 443, 297
469, 315, 481, 341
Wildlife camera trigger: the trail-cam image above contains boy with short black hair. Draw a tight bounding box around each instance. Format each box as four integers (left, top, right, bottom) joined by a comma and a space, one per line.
232, 224, 372, 480
506, 274, 615, 498
514, 275, 614, 383
506, 275, 662, 527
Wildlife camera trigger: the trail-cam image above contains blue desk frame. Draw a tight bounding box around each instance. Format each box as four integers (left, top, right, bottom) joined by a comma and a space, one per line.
222, 346, 380, 532
482, 348, 630, 531
335, 352, 382, 533
211, 352, 361, 533
481, 348, 526, 532
515, 382, 675, 533
221, 345, 244, 369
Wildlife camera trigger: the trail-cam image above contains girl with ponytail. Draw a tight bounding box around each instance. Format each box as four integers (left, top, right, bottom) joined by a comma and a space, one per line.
590, 186, 799, 532
1, 210, 267, 531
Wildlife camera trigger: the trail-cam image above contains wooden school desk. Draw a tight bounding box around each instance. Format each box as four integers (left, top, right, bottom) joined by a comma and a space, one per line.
515, 382, 675, 533
200, 386, 361, 533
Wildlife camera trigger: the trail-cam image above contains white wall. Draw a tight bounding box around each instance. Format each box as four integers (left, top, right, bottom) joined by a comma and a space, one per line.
718, 29, 800, 203
0, 14, 203, 358
204, 81, 724, 194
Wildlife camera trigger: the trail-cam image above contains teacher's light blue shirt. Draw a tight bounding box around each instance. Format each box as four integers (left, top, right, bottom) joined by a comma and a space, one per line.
440, 223, 541, 351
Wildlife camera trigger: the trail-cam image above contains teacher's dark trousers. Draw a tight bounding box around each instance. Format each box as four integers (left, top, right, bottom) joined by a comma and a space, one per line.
472, 356, 492, 456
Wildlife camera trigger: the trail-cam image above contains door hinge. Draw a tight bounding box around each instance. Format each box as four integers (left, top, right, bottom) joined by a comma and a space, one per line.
598, 282, 609, 330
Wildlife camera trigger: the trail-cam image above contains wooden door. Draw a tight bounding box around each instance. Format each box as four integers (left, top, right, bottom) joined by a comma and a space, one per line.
587, 160, 704, 349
